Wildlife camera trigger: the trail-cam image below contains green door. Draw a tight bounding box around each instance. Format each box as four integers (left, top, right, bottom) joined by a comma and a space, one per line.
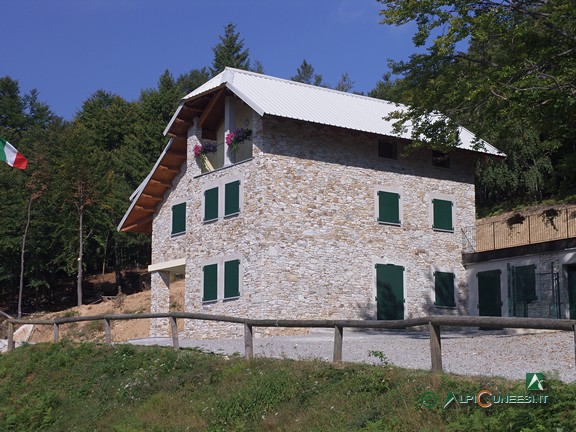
568, 265, 576, 319
376, 264, 404, 320
478, 270, 502, 316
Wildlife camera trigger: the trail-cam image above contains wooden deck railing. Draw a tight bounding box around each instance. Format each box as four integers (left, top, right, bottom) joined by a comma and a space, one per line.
5, 313, 576, 372
463, 205, 576, 253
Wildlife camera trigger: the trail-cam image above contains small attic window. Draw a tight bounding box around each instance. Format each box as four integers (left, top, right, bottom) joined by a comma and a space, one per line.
432, 150, 450, 168
378, 139, 398, 160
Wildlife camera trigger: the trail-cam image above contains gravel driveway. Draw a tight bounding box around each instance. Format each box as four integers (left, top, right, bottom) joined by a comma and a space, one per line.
130, 328, 576, 383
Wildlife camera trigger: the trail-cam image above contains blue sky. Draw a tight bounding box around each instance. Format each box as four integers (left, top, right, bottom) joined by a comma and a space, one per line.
1, 0, 420, 120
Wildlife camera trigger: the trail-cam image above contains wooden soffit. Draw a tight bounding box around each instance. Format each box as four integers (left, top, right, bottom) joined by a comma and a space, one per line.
118, 136, 187, 234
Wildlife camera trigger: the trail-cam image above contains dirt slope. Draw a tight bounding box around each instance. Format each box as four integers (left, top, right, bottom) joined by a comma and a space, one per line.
27, 279, 184, 344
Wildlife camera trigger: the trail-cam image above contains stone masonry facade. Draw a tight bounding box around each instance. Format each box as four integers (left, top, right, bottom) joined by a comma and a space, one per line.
150, 100, 477, 338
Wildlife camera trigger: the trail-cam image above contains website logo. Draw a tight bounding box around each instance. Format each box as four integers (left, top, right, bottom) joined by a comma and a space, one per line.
526, 373, 545, 391
420, 373, 549, 409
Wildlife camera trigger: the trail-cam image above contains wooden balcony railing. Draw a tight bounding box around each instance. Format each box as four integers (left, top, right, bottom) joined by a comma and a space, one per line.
463, 205, 576, 253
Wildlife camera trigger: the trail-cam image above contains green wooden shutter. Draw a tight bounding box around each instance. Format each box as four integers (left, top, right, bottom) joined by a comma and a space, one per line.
224, 180, 240, 216
515, 265, 536, 302
435, 271, 455, 307
378, 191, 400, 224
171, 203, 186, 235
203, 264, 218, 301
478, 270, 502, 317
376, 264, 404, 320
204, 187, 218, 221
433, 199, 453, 231
224, 259, 240, 298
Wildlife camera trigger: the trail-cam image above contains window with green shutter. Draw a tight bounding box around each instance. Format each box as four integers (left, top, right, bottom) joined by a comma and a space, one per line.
224, 259, 240, 298
435, 271, 456, 307
171, 203, 186, 235
203, 264, 218, 302
433, 199, 453, 232
204, 187, 218, 222
378, 191, 400, 225
224, 180, 240, 217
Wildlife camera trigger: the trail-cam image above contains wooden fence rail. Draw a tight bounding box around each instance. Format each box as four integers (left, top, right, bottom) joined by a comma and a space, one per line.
5, 314, 576, 372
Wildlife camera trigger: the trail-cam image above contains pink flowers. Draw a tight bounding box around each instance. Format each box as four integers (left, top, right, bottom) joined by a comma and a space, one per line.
225, 132, 235, 147
226, 128, 252, 152
193, 142, 217, 157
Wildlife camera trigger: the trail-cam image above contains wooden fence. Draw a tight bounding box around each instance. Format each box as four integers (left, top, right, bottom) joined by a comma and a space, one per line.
5, 313, 576, 372
465, 205, 576, 252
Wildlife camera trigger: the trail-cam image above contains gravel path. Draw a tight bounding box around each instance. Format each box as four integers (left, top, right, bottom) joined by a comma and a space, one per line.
129, 328, 576, 383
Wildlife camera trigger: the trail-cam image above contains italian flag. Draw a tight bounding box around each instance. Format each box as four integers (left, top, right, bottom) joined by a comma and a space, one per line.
0, 137, 28, 170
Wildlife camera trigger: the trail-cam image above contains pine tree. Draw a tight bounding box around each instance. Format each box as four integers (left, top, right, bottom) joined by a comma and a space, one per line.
291, 60, 323, 86
210, 22, 250, 76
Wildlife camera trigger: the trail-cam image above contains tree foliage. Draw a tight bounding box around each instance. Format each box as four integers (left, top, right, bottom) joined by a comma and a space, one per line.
291, 59, 324, 86
376, 0, 576, 207
210, 22, 251, 75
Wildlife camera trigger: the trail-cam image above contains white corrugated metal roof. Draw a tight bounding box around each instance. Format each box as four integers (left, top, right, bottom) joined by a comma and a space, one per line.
178, 68, 504, 156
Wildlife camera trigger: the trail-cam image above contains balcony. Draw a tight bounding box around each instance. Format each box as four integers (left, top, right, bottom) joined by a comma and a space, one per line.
197, 136, 253, 174
462, 205, 576, 253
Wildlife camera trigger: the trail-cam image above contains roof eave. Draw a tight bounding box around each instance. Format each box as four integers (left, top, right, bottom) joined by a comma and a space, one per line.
117, 138, 177, 233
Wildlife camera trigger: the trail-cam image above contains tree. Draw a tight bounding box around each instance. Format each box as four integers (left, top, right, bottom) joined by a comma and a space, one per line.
291, 60, 324, 86
0, 77, 62, 313
210, 22, 250, 75
176, 68, 211, 95
376, 0, 576, 206
335, 72, 355, 92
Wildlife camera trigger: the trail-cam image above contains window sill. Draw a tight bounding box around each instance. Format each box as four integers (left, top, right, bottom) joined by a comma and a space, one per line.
432, 228, 454, 233
203, 218, 218, 224
202, 299, 218, 305
224, 212, 240, 219
223, 296, 240, 302
171, 232, 185, 238
378, 221, 401, 227
434, 304, 456, 309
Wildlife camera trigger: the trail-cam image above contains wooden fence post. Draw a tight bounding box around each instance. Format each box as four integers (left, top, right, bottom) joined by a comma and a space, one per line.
104, 319, 111, 345
170, 316, 179, 350
7, 321, 14, 351
53, 323, 59, 343
244, 323, 253, 359
333, 325, 343, 363
429, 322, 442, 372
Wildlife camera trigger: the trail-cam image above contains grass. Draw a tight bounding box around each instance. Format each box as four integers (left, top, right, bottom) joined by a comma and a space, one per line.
0, 343, 575, 431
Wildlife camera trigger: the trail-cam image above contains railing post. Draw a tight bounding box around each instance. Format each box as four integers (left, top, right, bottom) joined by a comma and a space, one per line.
244, 323, 253, 359
53, 323, 59, 343
333, 325, 343, 363
429, 321, 442, 372
7, 321, 14, 351
104, 319, 111, 345
170, 316, 179, 350
492, 222, 496, 250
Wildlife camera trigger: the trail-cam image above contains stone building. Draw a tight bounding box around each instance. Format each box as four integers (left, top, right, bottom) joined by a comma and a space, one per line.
118, 68, 503, 338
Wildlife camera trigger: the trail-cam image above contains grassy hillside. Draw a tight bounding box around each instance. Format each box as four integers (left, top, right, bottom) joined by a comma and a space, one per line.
1, 343, 575, 431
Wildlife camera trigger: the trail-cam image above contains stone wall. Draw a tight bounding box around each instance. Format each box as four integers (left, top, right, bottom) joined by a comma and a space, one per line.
150, 111, 477, 338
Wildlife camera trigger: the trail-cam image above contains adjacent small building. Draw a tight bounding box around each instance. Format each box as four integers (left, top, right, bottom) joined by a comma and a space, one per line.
463, 207, 576, 320
119, 68, 504, 338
